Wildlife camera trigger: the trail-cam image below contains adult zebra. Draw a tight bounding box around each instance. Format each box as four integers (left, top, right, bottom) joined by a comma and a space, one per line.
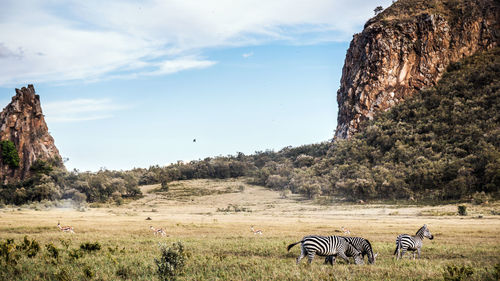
394, 224, 434, 260
324, 236, 378, 264
287, 235, 363, 265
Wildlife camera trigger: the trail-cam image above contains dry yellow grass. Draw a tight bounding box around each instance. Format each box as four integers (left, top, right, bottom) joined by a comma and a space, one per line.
0, 178, 499, 280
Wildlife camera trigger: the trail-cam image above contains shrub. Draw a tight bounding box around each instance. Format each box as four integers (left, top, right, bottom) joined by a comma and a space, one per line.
155, 242, 188, 281
0, 239, 17, 264
1, 140, 20, 168
80, 242, 101, 252
83, 265, 95, 279
471, 192, 490, 205
443, 264, 474, 281
68, 249, 83, 260
45, 243, 59, 260
116, 265, 132, 279
458, 205, 467, 216
17, 236, 40, 258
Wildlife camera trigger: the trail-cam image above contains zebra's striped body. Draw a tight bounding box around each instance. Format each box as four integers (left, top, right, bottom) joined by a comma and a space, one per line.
325, 236, 377, 264
287, 235, 363, 265
394, 224, 434, 260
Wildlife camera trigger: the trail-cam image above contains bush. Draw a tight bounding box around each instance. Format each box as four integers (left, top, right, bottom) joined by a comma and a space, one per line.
443, 264, 474, 281
1, 140, 20, 168
17, 236, 40, 258
45, 243, 59, 260
458, 205, 467, 216
116, 265, 133, 279
80, 242, 101, 252
68, 249, 83, 260
0, 239, 17, 264
155, 242, 188, 281
83, 265, 95, 279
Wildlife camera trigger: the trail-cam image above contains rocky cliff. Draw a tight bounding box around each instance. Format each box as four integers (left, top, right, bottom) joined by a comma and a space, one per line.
335, 0, 500, 139
0, 85, 63, 183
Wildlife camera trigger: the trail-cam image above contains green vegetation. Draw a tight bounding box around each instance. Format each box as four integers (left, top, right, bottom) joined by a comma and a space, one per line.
1, 140, 20, 168
372, 0, 488, 25
0, 217, 499, 281
316, 48, 500, 201
155, 242, 188, 281
134, 48, 499, 203
1, 48, 498, 206
0, 161, 142, 205
458, 206, 467, 216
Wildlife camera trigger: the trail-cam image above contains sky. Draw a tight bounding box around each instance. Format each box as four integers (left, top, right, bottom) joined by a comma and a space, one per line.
0, 0, 392, 171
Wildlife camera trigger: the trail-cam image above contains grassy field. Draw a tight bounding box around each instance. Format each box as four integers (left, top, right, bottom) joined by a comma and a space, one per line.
1, 178, 499, 280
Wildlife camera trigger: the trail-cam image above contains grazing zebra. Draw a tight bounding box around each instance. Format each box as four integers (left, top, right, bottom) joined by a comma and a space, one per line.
287, 235, 363, 265
324, 236, 378, 265
394, 224, 434, 260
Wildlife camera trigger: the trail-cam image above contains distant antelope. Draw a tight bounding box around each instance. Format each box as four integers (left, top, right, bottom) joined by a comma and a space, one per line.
57, 222, 74, 234
341, 226, 351, 235
150, 226, 166, 236
251, 225, 263, 235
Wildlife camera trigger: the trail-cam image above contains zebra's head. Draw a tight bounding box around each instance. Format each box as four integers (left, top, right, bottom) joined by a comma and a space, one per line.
354, 252, 364, 265
422, 224, 434, 240
368, 252, 378, 264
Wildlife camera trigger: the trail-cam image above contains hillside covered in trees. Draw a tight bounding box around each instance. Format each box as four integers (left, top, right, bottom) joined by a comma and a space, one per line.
132, 48, 500, 202
1, 49, 498, 205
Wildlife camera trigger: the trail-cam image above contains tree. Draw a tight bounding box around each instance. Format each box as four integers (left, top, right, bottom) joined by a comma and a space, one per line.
1, 140, 20, 168
374, 6, 383, 15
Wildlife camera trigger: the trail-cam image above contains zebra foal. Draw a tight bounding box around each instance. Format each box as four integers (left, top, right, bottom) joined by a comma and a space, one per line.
324, 236, 378, 265
287, 235, 363, 265
394, 224, 434, 260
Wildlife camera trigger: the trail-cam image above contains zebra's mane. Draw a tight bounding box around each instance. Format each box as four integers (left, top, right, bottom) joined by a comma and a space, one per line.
365, 239, 373, 253
415, 225, 427, 237
364, 238, 375, 261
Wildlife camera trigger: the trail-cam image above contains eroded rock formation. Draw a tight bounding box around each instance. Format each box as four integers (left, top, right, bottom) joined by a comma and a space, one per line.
335, 0, 500, 139
0, 85, 63, 183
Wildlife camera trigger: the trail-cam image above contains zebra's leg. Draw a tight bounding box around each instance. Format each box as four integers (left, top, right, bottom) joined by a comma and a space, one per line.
296, 245, 305, 264
417, 248, 421, 259
307, 252, 316, 264
413, 251, 416, 260
296, 247, 306, 264
337, 252, 350, 264
400, 248, 407, 259
325, 255, 336, 265
324, 256, 335, 265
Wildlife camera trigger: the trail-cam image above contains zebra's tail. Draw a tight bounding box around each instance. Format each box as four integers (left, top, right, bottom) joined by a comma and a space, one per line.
287, 241, 303, 252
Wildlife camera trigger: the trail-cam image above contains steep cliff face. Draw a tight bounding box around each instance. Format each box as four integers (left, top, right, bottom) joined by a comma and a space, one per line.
0, 85, 63, 183
335, 0, 500, 139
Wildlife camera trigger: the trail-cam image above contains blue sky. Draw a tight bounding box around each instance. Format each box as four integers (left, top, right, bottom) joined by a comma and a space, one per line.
0, 0, 391, 171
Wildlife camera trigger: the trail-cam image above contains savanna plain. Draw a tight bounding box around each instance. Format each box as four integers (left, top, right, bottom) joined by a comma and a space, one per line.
1, 178, 499, 280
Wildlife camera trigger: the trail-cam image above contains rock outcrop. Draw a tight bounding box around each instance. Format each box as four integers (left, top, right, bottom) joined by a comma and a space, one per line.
335, 0, 500, 139
0, 85, 63, 183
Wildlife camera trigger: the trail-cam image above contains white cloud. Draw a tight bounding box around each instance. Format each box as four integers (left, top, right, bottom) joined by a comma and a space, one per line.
0, 0, 392, 86
242, 52, 254, 58
43, 98, 126, 123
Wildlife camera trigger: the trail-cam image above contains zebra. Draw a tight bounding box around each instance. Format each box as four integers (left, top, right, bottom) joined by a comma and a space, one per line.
324, 236, 378, 265
394, 224, 434, 260
287, 235, 363, 265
